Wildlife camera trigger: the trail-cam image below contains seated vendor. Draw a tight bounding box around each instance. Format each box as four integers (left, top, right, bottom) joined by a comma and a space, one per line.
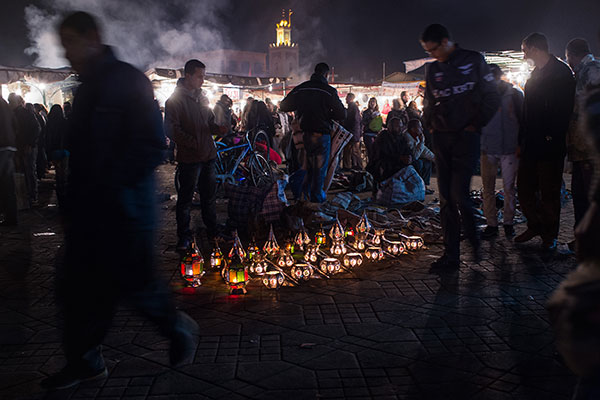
403, 119, 435, 194
366, 116, 413, 195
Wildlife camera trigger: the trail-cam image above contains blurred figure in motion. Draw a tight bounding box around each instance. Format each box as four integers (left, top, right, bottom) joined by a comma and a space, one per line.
0, 96, 18, 226
41, 11, 198, 390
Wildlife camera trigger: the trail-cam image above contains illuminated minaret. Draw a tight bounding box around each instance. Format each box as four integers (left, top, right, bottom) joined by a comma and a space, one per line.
269, 9, 299, 78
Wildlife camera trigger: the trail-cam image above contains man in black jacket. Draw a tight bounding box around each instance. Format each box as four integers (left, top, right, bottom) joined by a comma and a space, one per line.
421, 24, 500, 269
0, 97, 17, 226
514, 33, 575, 250
279, 63, 346, 202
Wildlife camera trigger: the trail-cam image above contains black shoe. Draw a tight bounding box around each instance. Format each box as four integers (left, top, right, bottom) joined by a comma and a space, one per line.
170, 312, 199, 367
541, 238, 557, 252
40, 365, 107, 390
504, 224, 515, 238
481, 225, 499, 239
514, 229, 539, 243
176, 237, 191, 252
430, 255, 460, 269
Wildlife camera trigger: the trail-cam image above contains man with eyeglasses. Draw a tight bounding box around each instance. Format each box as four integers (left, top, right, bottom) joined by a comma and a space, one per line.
420, 24, 500, 269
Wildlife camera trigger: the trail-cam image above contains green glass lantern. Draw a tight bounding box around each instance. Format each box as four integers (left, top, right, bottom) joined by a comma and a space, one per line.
315, 225, 327, 246
246, 238, 261, 261
209, 241, 224, 269
222, 252, 249, 294
180, 240, 205, 287
344, 223, 355, 238
284, 239, 295, 255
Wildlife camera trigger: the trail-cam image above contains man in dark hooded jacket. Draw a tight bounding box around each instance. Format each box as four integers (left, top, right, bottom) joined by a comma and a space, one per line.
279, 62, 345, 202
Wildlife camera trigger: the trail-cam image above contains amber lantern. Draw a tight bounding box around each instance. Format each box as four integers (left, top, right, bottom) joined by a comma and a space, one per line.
246, 238, 261, 261
319, 257, 341, 275
276, 249, 295, 268
365, 246, 385, 261
384, 240, 406, 256
209, 240, 224, 269
284, 239, 295, 254
304, 244, 319, 263
370, 228, 386, 246
249, 255, 269, 277
262, 264, 286, 290
291, 263, 314, 281
180, 240, 205, 287
343, 252, 363, 269
328, 217, 345, 242
263, 224, 280, 257
222, 251, 249, 294
330, 239, 347, 257
315, 224, 327, 246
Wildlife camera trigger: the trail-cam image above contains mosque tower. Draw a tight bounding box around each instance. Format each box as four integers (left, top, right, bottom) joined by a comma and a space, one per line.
268, 9, 299, 78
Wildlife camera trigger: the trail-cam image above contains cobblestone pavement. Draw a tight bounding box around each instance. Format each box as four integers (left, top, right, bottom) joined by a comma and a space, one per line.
1, 164, 579, 400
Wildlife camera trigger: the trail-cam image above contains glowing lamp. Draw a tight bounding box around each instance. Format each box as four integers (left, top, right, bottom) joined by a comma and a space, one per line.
222, 253, 249, 294
228, 230, 247, 259
344, 224, 355, 237
354, 238, 367, 251
249, 256, 269, 277
370, 228, 386, 246
262, 268, 285, 290
276, 249, 295, 268
304, 244, 319, 263
343, 252, 363, 269
319, 257, 341, 275
291, 263, 313, 281
407, 236, 425, 251
355, 211, 372, 238
263, 224, 280, 256
329, 239, 347, 256
209, 241, 224, 269
180, 240, 205, 287
315, 225, 327, 245
365, 246, 384, 261
328, 217, 345, 241
293, 229, 310, 252
284, 239, 295, 254
384, 240, 405, 256
246, 238, 261, 261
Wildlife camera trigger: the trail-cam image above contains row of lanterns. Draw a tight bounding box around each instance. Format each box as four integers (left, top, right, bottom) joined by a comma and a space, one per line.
179, 212, 425, 294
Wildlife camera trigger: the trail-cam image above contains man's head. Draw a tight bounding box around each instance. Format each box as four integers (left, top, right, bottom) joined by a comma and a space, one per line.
314, 62, 330, 79
521, 32, 549, 66
220, 94, 232, 107
58, 11, 103, 74
488, 64, 503, 84
183, 59, 206, 90
566, 38, 591, 69
388, 116, 402, 133
407, 119, 423, 137
246, 97, 253, 106
400, 91, 409, 105
346, 92, 355, 105
7, 93, 23, 109
420, 24, 454, 62
392, 98, 401, 110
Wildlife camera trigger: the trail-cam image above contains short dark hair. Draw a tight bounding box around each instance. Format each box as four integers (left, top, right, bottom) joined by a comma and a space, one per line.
488, 64, 503, 79
523, 32, 548, 52
346, 92, 355, 101
59, 11, 100, 36
184, 59, 206, 76
407, 119, 422, 131
314, 62, 330, 76
566, 38, 591, 58
421, 24, 450, 44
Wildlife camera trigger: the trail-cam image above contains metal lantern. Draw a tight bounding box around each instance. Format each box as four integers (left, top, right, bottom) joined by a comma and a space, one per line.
304, 244, 319, 263
293, 229, 310, 252
262, 266, 286, 290
209, 241, 224, 269
384, 240, 406, 256
263, 224, 280, 257
180, 240, 205, 287
315, 225, 327, 245
343, 252, 363, 269
284, 239, 295, 254
330, 239, 347, 256
370, 228, 386, 246
406, 235, 425, 251
319, 257, 341, 275
276, 249, 295, 268
355, 211, 372, 240
228, 230, 247, 259
249, 255, 269, 277
291, 262, 314, 281
222, 252, 249, 294
354, 238, 367, 251
365, 246, 385, 261
344, 223, 355, 238
246, 238, 261, 261
329, 217, 345, 242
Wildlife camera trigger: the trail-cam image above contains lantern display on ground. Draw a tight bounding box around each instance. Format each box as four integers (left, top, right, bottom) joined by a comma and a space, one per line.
370, 228, 386, 246
304, 244, 319, 263
180, 240, 205, 287
209, 241, 224, 269
229, 230, 247, 259
263, 225, 280, 257
365, 246, 385, 261
403, 235, 425, 251
320, 257, 341, 275
291, 263, 314, 281
329, 217, 345, 242
330, 239, 347, 256
315, 225, 327, 245
249, 255, 269, 277
384, 240, 405, 256
262, 267, 286, 290
355, 211, 372, 241
222, 251, 249, 294
343, 252, 364, 269
276, 249, 295, 268
246, 238, 261, 261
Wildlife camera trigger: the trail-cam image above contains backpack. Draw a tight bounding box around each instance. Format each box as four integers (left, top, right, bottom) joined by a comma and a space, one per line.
368, 115, 383, 132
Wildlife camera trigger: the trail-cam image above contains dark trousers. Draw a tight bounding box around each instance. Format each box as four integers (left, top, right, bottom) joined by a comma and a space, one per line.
176, 160, 217, 239
572, 159, 595, 227
59, 229, 179, 370
413, 158, 432, 186
343, 140, 362, 169
433, 131, 480, 261
0, 150, 17, 223
17, 146, 38, 203
517, 157, 564, 241
303, 132, 330, 203
364, 132, 376, 163
54, 156, 69, 209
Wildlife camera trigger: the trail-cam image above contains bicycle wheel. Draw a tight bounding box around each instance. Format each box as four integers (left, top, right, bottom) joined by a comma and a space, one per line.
250, 153, 274, 187
252, 130, 272, 161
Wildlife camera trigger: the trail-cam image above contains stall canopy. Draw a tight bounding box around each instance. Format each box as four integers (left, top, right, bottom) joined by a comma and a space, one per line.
146, 68, 289, 89
0, 65, 75, 85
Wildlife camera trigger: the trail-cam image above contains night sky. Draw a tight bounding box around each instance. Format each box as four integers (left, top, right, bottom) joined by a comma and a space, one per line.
1, 0, 599, 80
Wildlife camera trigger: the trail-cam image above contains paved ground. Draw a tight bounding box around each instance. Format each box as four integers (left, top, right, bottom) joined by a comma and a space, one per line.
0, 164, 579, 400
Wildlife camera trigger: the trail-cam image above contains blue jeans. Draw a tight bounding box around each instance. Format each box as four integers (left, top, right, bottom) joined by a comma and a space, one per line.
303, 132, 331, 203
412, 158, 432, 186
176, 160, 217, 239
